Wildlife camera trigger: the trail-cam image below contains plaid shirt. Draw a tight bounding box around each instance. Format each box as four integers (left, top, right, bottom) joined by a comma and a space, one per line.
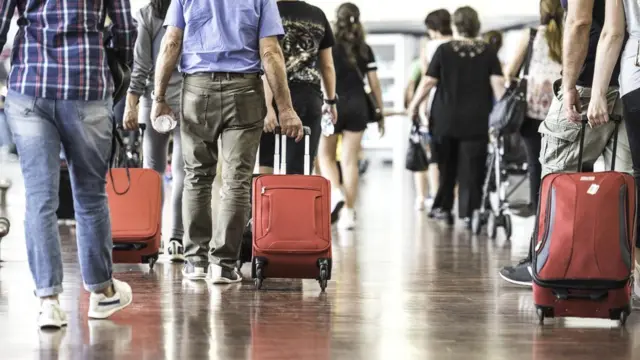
0, 0, 136, 101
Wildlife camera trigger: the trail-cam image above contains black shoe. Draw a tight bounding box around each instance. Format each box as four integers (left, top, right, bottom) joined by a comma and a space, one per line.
498, 257, 533, 287
428, 208, 441, 219
435, 211, 455, 226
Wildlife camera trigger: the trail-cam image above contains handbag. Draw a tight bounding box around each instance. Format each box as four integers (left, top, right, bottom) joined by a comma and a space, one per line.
405, 122, 429, 172
353, 63, 383, 123
103, 25, 131, 104
489, 28, 537, 134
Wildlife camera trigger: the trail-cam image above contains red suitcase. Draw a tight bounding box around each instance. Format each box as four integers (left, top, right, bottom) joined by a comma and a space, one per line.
107, 125, 162, 269
532, 118, 635, 325
251, 126, 332, 291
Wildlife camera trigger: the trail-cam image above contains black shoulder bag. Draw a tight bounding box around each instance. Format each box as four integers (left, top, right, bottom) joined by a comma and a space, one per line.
489, 28, 537, 134
353, 63, 383, 123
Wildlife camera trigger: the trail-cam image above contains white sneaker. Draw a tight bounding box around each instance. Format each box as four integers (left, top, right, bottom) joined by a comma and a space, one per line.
330, 188, 345, 224
206, 264, 243, 284
415, 197, 426, 211
38, 299, 68, 329
88, 279, 133, 319
338, 208, 356, 230
167, 240, 185, 262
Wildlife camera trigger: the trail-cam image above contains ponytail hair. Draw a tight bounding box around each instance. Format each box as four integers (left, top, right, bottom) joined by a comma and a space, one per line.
334, 3, 368, 66
540, 0, 564, 64
545, 17, 563, 64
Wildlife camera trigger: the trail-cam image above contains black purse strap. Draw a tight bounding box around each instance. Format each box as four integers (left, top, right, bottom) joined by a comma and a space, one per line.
520, 28, 538, 78
109, 121, 132, 195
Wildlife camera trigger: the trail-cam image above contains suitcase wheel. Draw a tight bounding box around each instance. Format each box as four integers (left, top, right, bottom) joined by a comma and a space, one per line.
536, 308, 545, 325
318, 258, 330, 292
620, 311, 629, 326
144, 254, 158, 270
253, 257, 267, 290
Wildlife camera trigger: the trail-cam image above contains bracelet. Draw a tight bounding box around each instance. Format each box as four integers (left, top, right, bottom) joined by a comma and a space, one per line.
151, 91, 166, 103
324, 95, 338, 105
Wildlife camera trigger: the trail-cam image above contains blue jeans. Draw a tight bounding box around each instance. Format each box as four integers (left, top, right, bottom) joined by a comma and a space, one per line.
0, 109, 13, 147
4, 89, 114, 297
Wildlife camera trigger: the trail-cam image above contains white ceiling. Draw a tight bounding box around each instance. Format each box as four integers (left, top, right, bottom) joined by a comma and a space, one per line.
129, 0, 540, 31
307, 0, 539, 22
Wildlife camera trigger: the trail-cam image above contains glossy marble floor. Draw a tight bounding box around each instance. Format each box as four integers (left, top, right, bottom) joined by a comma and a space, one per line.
1, 155, 639, 360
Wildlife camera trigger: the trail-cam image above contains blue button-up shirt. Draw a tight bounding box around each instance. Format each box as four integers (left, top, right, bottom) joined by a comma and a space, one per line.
165, 0, 284, 74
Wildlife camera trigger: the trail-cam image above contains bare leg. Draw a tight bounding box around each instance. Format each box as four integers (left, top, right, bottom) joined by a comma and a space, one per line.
318, 134, 340, 188
413, 170, 428, 210
339, 130, 364, 209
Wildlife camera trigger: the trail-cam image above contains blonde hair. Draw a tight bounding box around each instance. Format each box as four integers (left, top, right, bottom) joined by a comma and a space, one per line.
540, 0, 564, 64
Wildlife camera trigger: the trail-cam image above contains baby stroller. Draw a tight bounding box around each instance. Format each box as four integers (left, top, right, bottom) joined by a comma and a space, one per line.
471, 131, 528, 239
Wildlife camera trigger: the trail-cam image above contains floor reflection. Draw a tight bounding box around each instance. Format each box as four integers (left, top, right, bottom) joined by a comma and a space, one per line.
0, 159, 638, 359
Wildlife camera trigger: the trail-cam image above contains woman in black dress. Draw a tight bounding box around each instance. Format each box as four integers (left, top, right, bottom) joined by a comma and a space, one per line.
408, 6, 505, 227
317, 3, 384, 231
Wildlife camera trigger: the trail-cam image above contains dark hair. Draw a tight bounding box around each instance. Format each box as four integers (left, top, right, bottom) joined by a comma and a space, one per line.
483, 30, 503, 53
453, 6, 481, 38
540, 0, 564, 64
424, 9, 452, 36
150, 0, 171, 19
334, 3, 368, 66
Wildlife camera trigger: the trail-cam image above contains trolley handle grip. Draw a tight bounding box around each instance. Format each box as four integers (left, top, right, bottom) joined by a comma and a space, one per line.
273, 126, 312, 175
577, 115, 620, 172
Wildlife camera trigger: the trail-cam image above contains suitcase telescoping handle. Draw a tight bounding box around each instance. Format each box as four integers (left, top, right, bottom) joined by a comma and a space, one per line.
576, 114, 621, 172
273, 125, 312, 175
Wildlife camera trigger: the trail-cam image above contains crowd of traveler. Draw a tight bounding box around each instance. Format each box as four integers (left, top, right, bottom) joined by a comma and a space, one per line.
1, 0, 640, 331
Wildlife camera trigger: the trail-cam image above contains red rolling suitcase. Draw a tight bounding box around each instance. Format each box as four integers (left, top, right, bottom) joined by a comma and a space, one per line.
107, 124, 162, 269
532, 118, 636, 325
251, 126, 332, 291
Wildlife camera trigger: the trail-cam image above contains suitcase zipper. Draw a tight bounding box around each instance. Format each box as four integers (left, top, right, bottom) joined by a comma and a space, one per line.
261, 186, 321, 194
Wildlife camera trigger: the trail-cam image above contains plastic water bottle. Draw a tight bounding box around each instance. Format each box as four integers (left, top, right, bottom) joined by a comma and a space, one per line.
321, 112, 335, 137
152, 114, 177, 134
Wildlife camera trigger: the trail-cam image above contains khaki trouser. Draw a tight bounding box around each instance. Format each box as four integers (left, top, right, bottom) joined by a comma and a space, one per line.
181, 73, 265, 269
538, 82, 632, 177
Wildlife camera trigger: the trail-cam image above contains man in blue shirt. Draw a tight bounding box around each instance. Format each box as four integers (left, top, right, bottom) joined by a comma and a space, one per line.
153, 0, 304, 283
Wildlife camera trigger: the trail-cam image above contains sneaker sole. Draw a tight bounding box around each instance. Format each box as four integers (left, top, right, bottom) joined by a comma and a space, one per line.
88, 294, 133, 320
208, 276, 243, 285
331, 201, 345, 224
498, 271, 533, 287
183, 273, 207, 281
39, 321, 68, 329
170, 254, 186, 263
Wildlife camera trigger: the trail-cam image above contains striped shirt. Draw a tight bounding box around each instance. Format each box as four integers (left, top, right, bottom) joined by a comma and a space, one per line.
0, 0, 136, 101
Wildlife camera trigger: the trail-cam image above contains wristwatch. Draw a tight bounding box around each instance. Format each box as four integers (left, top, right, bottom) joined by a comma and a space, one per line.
324, 95, 338, 105
151, 91, 166, 103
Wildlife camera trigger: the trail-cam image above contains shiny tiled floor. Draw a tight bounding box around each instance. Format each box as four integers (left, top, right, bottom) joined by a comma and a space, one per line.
1, 155, 639, 360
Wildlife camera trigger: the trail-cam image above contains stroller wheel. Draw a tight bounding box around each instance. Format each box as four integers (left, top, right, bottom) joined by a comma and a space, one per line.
471, 209, 483, 235
487, 212, 498, 239
503, 215, 513, 240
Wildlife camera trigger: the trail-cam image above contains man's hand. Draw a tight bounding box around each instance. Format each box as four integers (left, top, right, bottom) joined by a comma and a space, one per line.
564, 87, 583, 123
587, 93, 610, 127
322, 103, 338, 124
123, 104, 139, 130
278, 107, 304, 142
264, 110, 278, 133
151, 101, 174, 122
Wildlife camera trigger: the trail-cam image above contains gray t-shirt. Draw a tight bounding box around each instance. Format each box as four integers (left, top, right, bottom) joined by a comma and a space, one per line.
620, 0, 640, 96
128, 4, 182, 108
